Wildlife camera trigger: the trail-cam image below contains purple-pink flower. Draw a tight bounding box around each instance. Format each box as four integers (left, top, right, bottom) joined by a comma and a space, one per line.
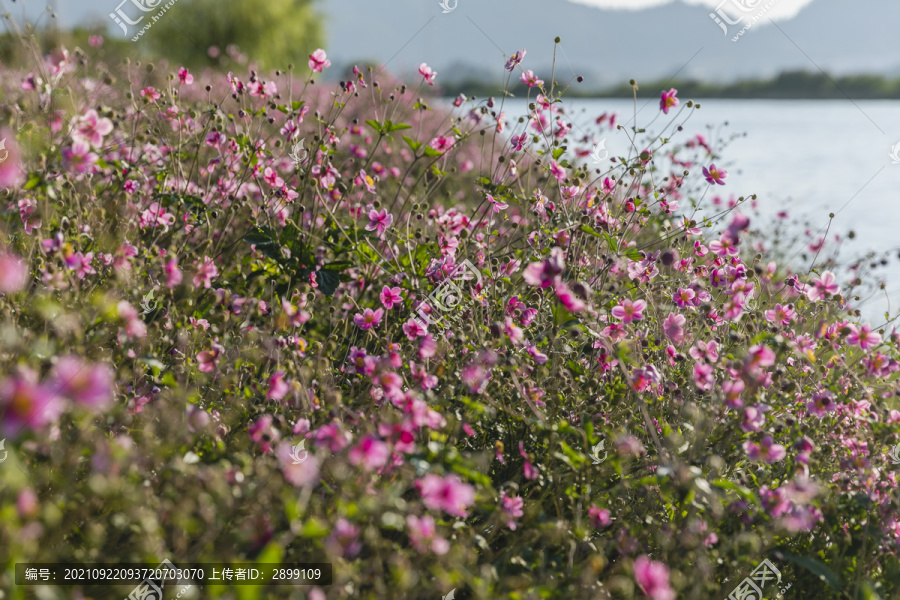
505, 49, 526, 71
308, 49, 331, 72
380, 286, 403, 309
611, 298, 647, 324
743, 435, 787, 464
0, 367, 65, 438
0, 253, 28, 293
659, 88, 679, 114
500, 492, 525, 530
418, 63, 437, 86
49, 356, 114, 411
702, 164, 728, 185
348, 435, 391, 472
353, 307, 384, 330
365, 208, 393, 238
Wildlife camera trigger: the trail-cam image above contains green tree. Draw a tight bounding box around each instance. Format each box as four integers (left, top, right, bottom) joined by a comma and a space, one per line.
144, 0, 324, 71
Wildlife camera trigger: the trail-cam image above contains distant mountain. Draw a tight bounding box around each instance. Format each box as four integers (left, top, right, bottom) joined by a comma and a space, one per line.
322, 0, 900, 87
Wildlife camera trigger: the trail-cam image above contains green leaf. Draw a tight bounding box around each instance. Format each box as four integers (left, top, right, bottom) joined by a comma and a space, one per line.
300, 518, 330, 538
386, 121, 412, 133
450, 465, 491, 487
777, 552, 840, 590
423, 146, 444, 158
365, 119, 383, 134
552, 147, 565, 160
579, 224, 605, 238
312, 269, 340, 296
291, 100, 305, 112
23, 173, 41, 190
244, 227, 284, 263
401, 135, 422, 153
710, 478, 756, 502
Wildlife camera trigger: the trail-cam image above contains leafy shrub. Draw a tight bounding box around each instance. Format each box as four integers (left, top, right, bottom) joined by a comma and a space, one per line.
0, 35, 899, 600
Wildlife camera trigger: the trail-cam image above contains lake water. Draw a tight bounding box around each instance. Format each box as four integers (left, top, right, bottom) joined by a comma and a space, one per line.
467, 98, 900, 323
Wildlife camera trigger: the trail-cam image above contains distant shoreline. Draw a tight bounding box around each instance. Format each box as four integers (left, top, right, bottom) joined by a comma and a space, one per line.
439, 70, 900, 101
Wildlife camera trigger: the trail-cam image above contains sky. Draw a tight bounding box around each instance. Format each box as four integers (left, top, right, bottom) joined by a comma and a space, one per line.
8, 0, 900, 84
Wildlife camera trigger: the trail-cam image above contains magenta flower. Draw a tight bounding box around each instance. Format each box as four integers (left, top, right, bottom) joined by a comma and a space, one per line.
702, 164, 728, 185
418, 63, 437, 86
744, 435, 787, 464
806, 271, 841, 301
554, 281, 586, 312
659, 88, 679, 114
266, 371, 290, 401
510, 132, 528, 151
196, 343, 224, 373
193, 256, 219, 289
348, 435, 391, 472
847, 323, 881, 350
88, 35, 104, 47
18, 199, 41, 234
116, 301, 147, 338
70, 109, 113, 148
611, 298, 647, 324
353, 307, 384, 330
0, 367, 65, 438
49, 356, 114, 411
520, 70, 544, 88
308, 49, 331, 72
500, 493, 525, 530
505, 48, 526, 71
355, 169, 376, 194
0, 253, 28, 293
177, 66, 194, 85
418, 473, 476, 518
165, 257, 183, 288
588, 506, 611, 527
429, 135, 456, 153
380, 286, 403, 309
365, 209, 393, 238
633, 555, 676, 600
406, 514, 450, 555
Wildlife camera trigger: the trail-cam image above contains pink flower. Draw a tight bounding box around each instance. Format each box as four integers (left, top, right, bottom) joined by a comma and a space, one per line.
266, 371, 290, 401
348, 435, 391, 471
743, 435, 787, 464
486, 194, 508, 213
0, 367, 65, 438
505, 49, 526, 71
611, 299, 647, 324
327, 518, 361, 558
418, 473, 476, 517
418, 63, 437, 86
0, 253, 28, 293
18, 199, 41, 234
196, 343, 224, 373
554, 281, 586, 312
0, 129, 25, 189
192, 256, 219, 288
659, 88, 679, 114
308, 49, 331, 72
61, 141, 98, 174
88, 35, 104, 47
177, 66, 194, 84
429, 135, 456, 153
520, 70, 544, 88
353, 308, 384, 330
847, 323, 881, 350
500, 493, 524, 530
70, 109, 113, 148
276, 441, 319, 487
403, 318, 428, 340
588, 506, 611, 527
663, 312, 686, 345
165, 257, 183, 288
365, 209, 393, 238
702, 164, 728, 185
355, 169, 376, 194
806, 271, 840, 301
380, 286, 403, 309
140, 87, 161, 102
49, 356, 114, 411
510, 132, 528, 151
116, 301, 147, 338
633, 555, 676, 600
522, 247, 565, 288
406, 515, 450, 555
